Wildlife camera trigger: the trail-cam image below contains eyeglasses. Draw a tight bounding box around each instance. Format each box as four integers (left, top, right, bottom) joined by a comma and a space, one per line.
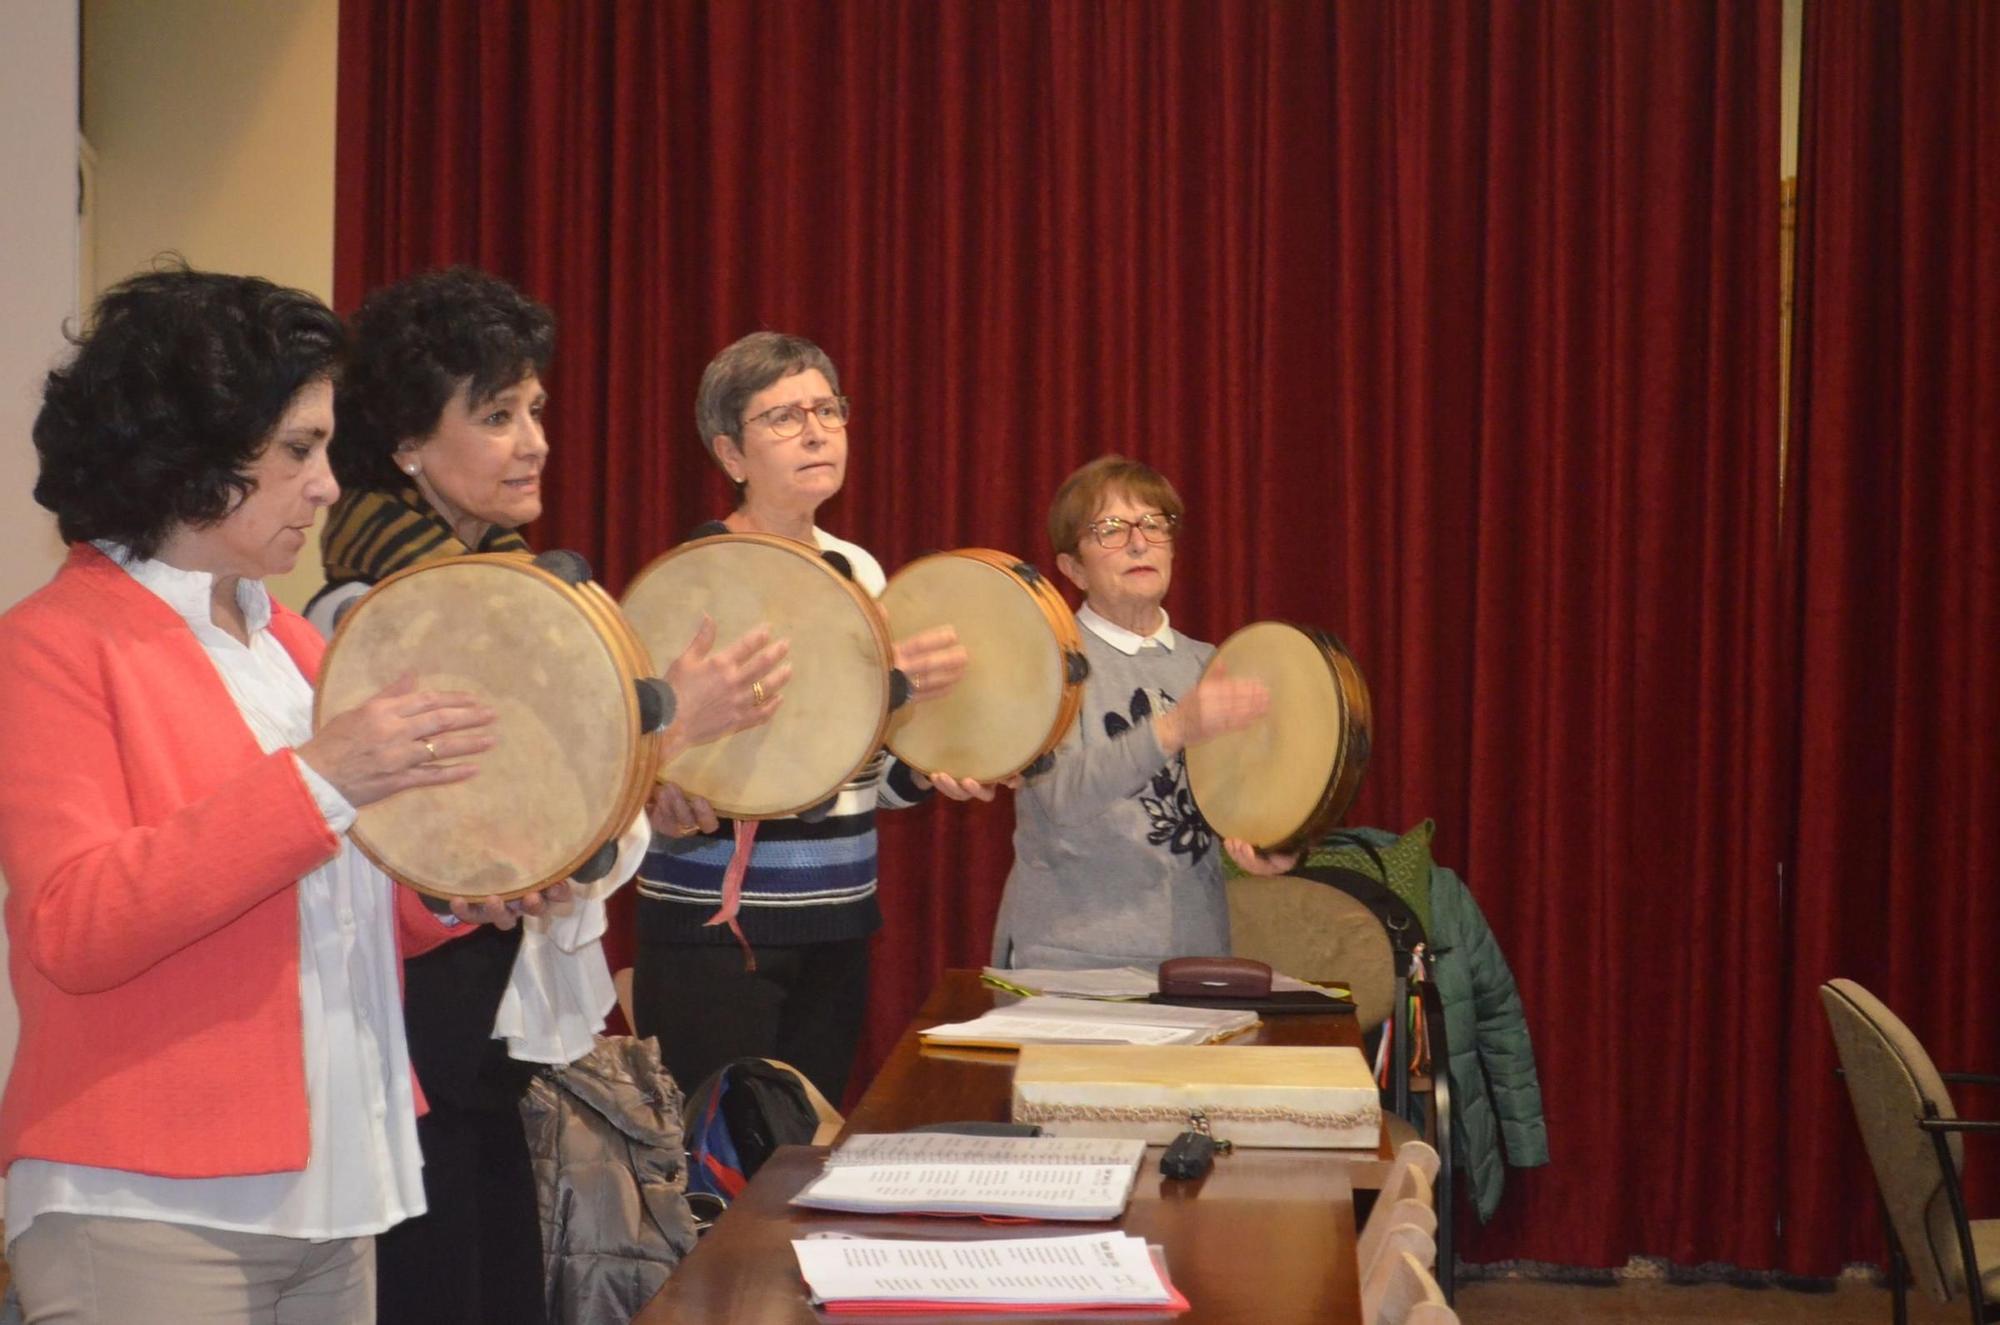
1086, 512, 1181, 549
743, 396, 851, 440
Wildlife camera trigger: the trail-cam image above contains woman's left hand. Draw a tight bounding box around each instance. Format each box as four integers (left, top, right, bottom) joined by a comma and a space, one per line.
920, 771, 1023, 801
893, 626, 968, 703
1225, 838, 1299, 876
450, 880, 574, 929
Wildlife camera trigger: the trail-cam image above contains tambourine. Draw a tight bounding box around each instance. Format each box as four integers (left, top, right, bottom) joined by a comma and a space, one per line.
878, 549, 1089, 782
1183, 621, 1372, 855
314, 551, 668, 900
620, 533, 894, 818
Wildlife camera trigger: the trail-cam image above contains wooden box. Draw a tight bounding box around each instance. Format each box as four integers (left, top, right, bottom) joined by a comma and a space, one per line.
1010, 1044, 1380, 1150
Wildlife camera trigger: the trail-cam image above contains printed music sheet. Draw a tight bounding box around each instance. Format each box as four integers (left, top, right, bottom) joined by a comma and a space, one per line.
791, 1231, 1186, 1310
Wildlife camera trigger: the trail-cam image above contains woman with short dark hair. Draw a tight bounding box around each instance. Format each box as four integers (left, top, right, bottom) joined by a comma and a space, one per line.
318, 267, 787, 1325
0, 265, 551, 1324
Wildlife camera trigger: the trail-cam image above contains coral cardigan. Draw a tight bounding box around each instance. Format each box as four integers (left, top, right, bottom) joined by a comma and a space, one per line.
0, 544, 457, 1179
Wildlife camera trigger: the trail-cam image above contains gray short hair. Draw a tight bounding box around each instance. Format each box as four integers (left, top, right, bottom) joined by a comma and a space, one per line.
694, 331, 842, 466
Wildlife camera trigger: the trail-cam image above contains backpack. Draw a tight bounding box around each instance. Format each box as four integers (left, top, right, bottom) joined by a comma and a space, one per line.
682, 1058, 843, 1203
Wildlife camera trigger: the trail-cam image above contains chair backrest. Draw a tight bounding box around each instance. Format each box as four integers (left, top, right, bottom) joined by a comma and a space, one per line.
1820, 978, 1965, 1302
1357, 1198, 1437, 1285
1366, 1249, 1456, 1325
1226, 874, 1395, 1026
1384, 1138, 1442, 1195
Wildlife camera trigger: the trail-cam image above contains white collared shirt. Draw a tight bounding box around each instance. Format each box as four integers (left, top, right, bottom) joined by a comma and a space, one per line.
5, 547, 429, 1243
1077, 602, 1179, 656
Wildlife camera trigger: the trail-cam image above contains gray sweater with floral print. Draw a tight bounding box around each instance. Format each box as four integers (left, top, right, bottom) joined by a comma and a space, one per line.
991, 626, 1222, 969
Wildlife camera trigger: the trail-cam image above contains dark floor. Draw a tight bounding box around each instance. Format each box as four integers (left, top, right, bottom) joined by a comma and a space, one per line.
1457, 1275, 1957, 1323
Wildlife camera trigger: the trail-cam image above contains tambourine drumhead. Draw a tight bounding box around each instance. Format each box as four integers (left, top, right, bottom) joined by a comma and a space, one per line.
621, 533, 893, 818
314, 555, 658, 900
1183, 621, 1372, 853
880, 550, 1085, 783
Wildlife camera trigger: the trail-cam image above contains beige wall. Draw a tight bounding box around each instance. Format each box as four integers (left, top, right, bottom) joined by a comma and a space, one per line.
84, 0, 340, 611
0, 0, 83, 1156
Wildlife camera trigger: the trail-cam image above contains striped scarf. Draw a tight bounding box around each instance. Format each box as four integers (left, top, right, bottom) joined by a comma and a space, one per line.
318, 484, 531, 586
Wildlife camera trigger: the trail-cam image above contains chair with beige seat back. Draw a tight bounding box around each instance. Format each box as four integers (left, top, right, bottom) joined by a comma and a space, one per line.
1821, 978, 2000, 1325
1226, 874, 1396, 1028
1231, 874, 1457, 1300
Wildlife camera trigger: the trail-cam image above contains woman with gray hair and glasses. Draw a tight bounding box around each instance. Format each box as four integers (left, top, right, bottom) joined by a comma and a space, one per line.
633, 331, 994, 1104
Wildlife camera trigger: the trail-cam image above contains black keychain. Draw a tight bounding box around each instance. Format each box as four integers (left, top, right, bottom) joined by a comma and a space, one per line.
1160, 1108, 1233, 1180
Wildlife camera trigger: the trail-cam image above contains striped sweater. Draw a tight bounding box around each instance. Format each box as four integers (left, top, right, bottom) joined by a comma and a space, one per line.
635, 527, 932, 947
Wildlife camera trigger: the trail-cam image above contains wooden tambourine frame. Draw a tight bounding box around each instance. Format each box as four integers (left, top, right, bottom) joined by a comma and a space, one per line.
314, 552, 662, 900
879, 548, 1089, 783
1184, 621, 1373, 856
620, 532, 894, 819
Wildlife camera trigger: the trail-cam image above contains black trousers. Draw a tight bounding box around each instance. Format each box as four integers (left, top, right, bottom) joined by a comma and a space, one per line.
632, 936, 871, 1105
374, 1100, 546, 1325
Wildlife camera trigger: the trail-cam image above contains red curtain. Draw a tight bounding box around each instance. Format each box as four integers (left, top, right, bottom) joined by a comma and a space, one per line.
337, 0, 1786, 1269
1778, 0, 2000, 1276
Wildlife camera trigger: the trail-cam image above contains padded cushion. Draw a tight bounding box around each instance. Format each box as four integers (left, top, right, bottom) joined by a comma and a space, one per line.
1226, 876, 1394, 1026
1973, 1220, 2000, 1304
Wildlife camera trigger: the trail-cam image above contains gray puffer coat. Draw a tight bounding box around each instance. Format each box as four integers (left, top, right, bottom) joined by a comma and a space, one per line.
522, 1035, 700, 1324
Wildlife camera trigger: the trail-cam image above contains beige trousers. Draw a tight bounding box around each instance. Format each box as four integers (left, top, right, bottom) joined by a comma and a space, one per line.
8, 1213, 374, 1324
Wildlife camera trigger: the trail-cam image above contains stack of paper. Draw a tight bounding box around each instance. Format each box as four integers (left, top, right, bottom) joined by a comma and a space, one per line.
792, 1231, 1188, 1313
791, 1132, 1148, 1221
918, 995, 1258, 1049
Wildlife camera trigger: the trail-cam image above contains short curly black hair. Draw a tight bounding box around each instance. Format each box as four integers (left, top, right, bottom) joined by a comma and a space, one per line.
32, 263, 345, 560
333, 267, 555, 494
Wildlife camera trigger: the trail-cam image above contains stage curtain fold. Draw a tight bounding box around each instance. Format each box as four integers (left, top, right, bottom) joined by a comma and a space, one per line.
337, 0, 1785, 1269
1778, 0, 2000, 1276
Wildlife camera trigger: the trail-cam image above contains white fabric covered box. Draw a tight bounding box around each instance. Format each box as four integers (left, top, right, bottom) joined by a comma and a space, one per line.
1011, 1044, 1380, 1150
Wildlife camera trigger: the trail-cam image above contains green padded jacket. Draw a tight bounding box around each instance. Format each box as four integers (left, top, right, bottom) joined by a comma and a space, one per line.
1307, 822, 1549, 1220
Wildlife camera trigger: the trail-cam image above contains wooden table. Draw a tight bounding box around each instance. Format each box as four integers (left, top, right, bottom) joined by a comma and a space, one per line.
638, 971, 1372, 1324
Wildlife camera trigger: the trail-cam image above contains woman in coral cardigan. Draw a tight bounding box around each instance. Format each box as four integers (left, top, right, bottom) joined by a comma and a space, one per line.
0, 267, 560, 1325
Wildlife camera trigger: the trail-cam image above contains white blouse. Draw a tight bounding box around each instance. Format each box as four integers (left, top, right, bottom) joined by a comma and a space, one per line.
5, 549, 429, 1244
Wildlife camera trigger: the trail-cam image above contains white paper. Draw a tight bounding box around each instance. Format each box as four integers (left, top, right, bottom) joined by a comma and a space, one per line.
825, 1133, 1147, 1168
792, 1231, 1176, 1306
797, 1135, 1150, 1220
793, 1163, 1140, 1220
920, 995, 1258, 1048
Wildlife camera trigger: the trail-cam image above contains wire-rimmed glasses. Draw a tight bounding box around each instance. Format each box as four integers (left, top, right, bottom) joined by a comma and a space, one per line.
1086, 512, 1181, 549
744, 396, 851, 440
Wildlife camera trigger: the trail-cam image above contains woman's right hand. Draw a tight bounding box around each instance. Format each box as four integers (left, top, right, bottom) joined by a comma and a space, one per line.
663, 615, 793, 750
296, 673, 496, 808
1154, 662, 1270, 757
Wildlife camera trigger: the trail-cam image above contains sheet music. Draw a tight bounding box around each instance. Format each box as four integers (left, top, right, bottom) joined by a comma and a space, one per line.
919, 996, 1258, 1048
792, 1231, 1178, 1307
797, 1134, 1148, 1219
794, 1163, 1140, 1220
826, 1133, 1147, 1168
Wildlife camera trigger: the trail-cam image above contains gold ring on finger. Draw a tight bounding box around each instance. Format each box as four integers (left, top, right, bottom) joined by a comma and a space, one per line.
751, 680, 767, 707
422, 738, 439, 761
909, 672, 922, 692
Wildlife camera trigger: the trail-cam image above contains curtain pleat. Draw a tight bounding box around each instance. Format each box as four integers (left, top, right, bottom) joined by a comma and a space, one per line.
1780, 0, 2000, 1276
